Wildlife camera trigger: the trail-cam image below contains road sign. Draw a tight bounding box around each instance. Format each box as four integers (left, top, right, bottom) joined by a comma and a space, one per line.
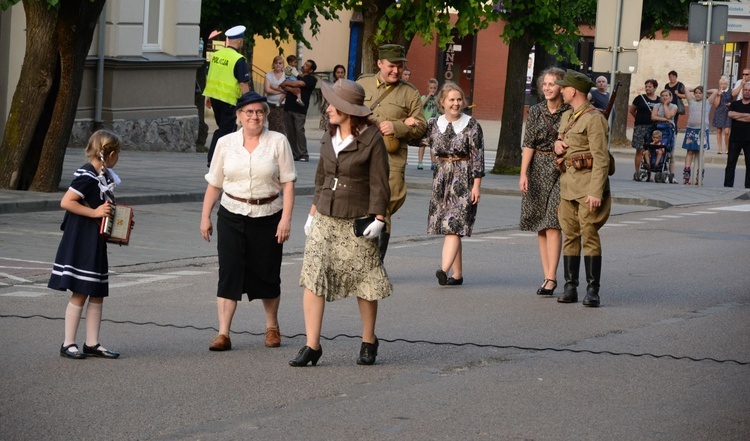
592, 0, 644, 73
688, 3, 729, 43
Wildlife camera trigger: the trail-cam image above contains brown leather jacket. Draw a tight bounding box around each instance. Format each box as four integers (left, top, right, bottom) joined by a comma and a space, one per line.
313, 125, 390, 218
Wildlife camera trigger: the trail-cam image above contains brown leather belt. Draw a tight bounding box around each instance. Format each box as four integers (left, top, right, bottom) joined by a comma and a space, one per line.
437, 156, 469, 162
225, 192, 279, 205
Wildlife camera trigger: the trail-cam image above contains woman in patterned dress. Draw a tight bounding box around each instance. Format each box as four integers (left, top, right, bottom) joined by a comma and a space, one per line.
713, 75, 732, 154
420, 82, 485, 286
519, 67, 569, 296
290, 79, 391, 367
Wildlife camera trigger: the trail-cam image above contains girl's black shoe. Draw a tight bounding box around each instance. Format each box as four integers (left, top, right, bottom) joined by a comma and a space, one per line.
289, 345, 322, 367
60, 344, 86, 360
446, 277, 463, 286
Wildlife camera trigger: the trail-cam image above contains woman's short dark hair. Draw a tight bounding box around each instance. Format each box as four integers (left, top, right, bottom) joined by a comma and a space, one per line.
668, 70, 678, 77
645, 79, 658, 89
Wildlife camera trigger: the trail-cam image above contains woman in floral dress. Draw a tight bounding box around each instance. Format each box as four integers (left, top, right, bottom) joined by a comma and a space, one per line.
420, 82, 484, 286
519, 67, 569, 296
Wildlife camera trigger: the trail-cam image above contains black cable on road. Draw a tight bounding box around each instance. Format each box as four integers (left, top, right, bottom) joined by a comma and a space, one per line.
2, 313, 747, 366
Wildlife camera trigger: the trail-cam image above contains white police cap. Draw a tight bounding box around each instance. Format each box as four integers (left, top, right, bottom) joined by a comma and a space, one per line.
225, 25, 246, 39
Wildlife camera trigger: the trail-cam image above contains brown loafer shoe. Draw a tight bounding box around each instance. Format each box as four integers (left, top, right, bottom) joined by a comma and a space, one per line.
265, 326, 281, 348
209, 333, 231, 351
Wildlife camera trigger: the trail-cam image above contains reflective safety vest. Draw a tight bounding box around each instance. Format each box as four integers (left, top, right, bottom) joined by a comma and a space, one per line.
203, 47, 244, 105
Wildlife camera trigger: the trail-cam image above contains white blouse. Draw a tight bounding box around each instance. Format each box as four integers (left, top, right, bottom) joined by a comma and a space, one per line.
265, 71, 286, 105
205, 128, 297, 217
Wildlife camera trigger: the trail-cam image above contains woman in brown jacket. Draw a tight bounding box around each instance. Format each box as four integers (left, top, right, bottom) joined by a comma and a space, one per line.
290, 79, 392, 367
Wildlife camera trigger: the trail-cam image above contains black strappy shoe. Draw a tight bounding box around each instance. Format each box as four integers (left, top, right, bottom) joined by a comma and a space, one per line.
537, 279, 557, 296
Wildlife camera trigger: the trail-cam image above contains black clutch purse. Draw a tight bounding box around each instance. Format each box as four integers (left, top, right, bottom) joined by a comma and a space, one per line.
353, 215, 376, 237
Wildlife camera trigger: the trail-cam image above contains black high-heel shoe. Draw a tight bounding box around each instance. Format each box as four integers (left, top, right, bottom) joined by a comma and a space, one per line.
537, 279, 557, 296
357, 339, 379, 365
289, 345, 322, 367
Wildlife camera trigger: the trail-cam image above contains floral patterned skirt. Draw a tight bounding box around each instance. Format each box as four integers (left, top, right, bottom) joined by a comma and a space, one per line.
682, 127, 710, 151
300, 213, 392, 302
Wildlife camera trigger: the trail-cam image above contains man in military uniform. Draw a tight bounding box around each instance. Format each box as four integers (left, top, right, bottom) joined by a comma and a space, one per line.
357, 44, 426, 260
553, 70, 611, 307
203, 25, 251, 167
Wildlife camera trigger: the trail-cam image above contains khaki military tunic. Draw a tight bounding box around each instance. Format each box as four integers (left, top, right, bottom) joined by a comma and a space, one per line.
357, 74, 426, 229
557, 103, 611, 256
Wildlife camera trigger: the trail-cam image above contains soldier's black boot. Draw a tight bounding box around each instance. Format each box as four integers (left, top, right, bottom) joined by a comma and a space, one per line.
378, 230, 390, 261
557, 255, 580, 303
582, 255, 602, 307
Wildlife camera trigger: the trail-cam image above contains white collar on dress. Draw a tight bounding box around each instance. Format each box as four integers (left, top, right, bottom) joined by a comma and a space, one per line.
437, 113, 470, 134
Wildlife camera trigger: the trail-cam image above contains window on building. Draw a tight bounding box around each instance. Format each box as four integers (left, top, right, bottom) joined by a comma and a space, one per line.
143, 0, 163, 52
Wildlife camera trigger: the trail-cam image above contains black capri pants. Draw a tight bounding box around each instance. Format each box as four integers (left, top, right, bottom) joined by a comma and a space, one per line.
216, 206, 283, 301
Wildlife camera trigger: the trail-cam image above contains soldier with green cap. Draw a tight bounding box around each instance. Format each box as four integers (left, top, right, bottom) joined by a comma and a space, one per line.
357, 44, 427, 260
553, 69, 611, 307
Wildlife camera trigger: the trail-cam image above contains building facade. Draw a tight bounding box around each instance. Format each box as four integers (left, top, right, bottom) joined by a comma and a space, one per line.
0, 0, 204, 151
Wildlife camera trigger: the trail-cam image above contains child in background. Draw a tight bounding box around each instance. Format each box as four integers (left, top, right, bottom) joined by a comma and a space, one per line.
683, 85, 718, 184
417, 78, 439, 170
49, 129, 123, 360
283, 55, 305, 107
643, 129, 666, 177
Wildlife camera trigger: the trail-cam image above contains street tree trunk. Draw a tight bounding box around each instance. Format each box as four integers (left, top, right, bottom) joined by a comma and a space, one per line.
492, 33, 534, 173
611, 72, 631, 146
30, 0, 105, 192
0, 1, 58, 190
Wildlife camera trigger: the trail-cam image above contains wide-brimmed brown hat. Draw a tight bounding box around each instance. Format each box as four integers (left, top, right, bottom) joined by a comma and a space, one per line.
320, 79, 372, 117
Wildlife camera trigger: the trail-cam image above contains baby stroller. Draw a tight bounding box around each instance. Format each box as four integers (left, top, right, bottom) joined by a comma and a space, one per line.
637, 122, 675, 183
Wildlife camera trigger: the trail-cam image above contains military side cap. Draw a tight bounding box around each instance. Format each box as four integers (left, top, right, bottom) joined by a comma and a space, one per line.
225, 25, 246, 39
555, 69, 595, 94
378, 44, 407, 62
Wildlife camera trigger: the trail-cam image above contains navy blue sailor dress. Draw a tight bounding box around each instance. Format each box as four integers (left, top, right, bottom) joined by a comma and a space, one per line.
48, 163, 114, 297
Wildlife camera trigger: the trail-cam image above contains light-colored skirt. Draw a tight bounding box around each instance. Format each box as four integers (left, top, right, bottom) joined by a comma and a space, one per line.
300, 213, 392, 302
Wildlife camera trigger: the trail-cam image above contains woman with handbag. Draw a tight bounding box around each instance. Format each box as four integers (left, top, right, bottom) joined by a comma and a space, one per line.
519, 67, 570, 297
291, 79, 392, 367
665, 70, 687, 130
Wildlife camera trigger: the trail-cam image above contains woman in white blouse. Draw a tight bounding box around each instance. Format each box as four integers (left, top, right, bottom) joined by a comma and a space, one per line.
264, 55, 287, 134
200, 91, 296, 352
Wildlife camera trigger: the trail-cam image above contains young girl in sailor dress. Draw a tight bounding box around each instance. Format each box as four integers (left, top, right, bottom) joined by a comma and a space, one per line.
49, 130, 123, 359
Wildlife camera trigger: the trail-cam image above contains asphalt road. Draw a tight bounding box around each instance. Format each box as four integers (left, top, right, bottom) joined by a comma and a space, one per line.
1, 183, 748, 439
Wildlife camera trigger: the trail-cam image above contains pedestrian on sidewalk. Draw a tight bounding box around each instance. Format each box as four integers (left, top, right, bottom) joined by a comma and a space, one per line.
200, 92, 297, 351
422, 82, 485, 287
554, 70, 611, 307
724, 82, 750, 188
203, 25, 251, 167
629, 79, 660, 180
280, 59, 318, 162
681, 85, 717, 184
291, 79, 391, 367
519, 67, 569, 297
358, 44, 426, 260
264, 55, 288, 135
319, 64, 347, 131
713, 75, 732, 155
50, 129, 123, 360
417, 78, 439, 170
652, 89, 678, 183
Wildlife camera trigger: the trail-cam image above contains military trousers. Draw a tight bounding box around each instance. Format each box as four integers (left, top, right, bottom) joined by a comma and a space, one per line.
384, 146, 408, 234
558, 193, 611, 256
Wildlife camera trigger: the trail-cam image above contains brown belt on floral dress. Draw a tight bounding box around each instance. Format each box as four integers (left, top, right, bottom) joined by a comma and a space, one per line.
436, 156, 469, 162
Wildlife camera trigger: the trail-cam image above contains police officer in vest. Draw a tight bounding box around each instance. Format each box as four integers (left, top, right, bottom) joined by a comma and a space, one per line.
357, 44, 426, 260
553, 70, 611, 307
203, 25, 251, 167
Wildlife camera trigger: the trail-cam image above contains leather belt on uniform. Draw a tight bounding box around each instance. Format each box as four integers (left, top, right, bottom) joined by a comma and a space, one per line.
436, 156, 469, 162
225, 192, 279, 205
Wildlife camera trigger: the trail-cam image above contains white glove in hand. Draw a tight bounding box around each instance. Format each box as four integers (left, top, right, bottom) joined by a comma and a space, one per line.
362, 218, 385, 240
304, 214, 314, 236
